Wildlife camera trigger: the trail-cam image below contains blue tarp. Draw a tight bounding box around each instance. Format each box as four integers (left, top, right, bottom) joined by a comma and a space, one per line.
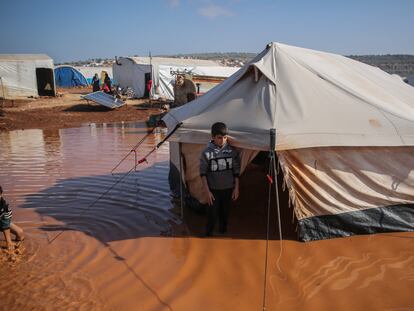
54, 66, 88, 87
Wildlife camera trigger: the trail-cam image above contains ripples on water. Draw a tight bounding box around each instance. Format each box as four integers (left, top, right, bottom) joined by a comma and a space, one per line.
1, 121, 414, 310
0, 122, 180, 310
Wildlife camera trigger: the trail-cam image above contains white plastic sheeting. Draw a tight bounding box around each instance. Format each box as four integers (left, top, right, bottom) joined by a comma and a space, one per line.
156, 65, 239, 100
113, 58, 150, 98
0, 54, 54, 99
113, 56, 238, 99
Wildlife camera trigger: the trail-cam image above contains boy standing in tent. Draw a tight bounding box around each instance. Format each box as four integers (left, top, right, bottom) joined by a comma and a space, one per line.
200, 122, 240, 236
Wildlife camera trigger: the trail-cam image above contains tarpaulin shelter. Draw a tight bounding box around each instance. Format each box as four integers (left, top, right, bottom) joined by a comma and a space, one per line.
54, 65, 88, 88
0, 54, 55, 99
113, 56, 239, 99
163, 42, 414, 241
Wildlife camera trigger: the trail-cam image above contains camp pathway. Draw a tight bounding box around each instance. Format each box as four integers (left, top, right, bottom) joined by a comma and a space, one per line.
0, 121, 413, 310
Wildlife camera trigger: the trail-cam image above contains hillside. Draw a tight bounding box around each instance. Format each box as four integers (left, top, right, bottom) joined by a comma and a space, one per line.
59, 53, 414, 77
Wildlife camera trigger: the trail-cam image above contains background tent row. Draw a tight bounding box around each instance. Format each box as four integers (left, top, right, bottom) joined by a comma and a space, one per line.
113, 56, 239, 99
54, 66, 114, 88
163, 42, 414, 241
0, 54, 55, 99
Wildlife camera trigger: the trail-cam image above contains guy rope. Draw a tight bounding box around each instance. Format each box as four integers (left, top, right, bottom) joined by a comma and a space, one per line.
262, 128, 284, 311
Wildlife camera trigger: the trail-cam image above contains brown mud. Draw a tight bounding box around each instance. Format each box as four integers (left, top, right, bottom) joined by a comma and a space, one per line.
0, 87, 163, 131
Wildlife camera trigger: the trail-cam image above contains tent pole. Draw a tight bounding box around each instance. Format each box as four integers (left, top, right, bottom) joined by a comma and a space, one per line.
179, 142, 184, 219
262, 128, 276, 311
149, 51, 152, 108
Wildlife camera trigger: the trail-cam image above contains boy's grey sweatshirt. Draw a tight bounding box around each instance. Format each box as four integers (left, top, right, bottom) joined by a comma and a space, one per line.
200, 141, 240, 190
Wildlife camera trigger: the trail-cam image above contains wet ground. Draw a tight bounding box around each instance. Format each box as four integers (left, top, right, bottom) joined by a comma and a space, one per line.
1, 121, 414, 310
0, 87, 163, 131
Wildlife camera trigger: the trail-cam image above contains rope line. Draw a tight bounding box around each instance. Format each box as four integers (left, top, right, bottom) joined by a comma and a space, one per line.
261, 150, 274, 311
272, 154, 284, 275
262, 128, 284, 310
111, 127, 157, 175
48, 123, 182, 244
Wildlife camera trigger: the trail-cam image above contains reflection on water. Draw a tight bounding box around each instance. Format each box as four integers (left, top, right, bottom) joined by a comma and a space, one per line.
0, 121, 414, 311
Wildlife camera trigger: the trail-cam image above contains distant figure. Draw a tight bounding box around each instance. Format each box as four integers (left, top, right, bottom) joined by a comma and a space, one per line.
92, 73, 100, 92
102, 72, 112, 94
200, 122, 240, 236
186, 92, 196, 102
168, 75, 197, 199
0, 186, 24, 251
173, 74, 196, 107
146, 78, 153, 98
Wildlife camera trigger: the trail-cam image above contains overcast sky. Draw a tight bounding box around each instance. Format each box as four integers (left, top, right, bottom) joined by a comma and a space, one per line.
1, 0, 413, 62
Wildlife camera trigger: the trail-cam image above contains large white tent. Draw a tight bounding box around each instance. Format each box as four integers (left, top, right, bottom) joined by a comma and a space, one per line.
163, 42, 414, 241
113, 56, 239, 99
0, 54, 55, 99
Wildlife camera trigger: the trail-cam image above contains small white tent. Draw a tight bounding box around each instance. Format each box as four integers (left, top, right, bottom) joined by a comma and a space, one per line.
0, 54, 55, 99
163, 42, 414, 241
113, 56, 239, 99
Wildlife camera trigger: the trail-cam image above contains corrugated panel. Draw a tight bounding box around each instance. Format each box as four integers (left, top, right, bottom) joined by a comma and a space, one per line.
82, 91, 125, 109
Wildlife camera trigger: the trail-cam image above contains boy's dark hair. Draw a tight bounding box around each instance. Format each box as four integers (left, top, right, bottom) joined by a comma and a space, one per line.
211, 122, 228, 137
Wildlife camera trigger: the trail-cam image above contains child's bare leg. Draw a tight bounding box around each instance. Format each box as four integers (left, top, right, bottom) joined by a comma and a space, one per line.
10, 223, 24, 241
3, 229, 14, 249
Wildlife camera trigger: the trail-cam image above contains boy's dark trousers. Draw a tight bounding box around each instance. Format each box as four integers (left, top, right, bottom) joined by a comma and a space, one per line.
206, 188, 233, 236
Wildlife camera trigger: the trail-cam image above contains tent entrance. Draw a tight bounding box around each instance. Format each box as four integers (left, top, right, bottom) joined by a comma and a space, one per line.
179, 149, 297, 240
239, 151, 297, 240
36, 68, 55, 96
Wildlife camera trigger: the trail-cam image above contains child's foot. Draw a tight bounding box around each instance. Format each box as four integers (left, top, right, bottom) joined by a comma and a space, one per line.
6, 243, 15, 253
15, 239, 24, 248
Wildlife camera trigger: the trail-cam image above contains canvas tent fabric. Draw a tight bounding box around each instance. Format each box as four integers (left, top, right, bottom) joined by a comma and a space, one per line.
113, 56, 239, 99
0, 54, 55, 98
54, 65, 88, 87
163, 42, 414, 241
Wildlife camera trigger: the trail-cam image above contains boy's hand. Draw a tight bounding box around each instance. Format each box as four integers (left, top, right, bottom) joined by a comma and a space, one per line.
207, 191, 215, 206
232, 187, 239, 201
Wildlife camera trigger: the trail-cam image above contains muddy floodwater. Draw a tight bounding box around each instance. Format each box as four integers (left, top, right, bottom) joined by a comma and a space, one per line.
0, 121, 414, 311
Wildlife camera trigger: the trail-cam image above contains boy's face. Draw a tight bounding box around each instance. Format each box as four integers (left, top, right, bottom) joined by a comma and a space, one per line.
212, 134, 227, 147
